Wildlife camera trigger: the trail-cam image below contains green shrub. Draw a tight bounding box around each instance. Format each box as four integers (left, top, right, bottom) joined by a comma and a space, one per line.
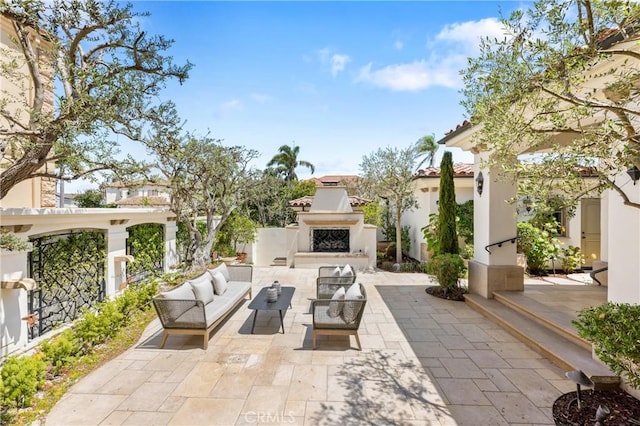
427, 253, 466, 290
0, 231, 32, 251
39, 329, 80, 376
517, 221, 558, 275
0, 354, 46, 409
560, 245, 585, 273
574, 302, 640, 389
74, 302, 125, 354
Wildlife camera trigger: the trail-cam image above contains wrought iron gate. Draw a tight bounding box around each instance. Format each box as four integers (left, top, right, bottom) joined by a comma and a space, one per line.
28, 231, 106, 340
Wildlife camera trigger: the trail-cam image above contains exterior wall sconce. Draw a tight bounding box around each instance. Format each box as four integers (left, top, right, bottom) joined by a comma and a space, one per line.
627, 166, 640, 185
475, 171, 484, 196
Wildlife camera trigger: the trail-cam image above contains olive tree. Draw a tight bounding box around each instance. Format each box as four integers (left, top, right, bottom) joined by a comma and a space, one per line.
0, 0, 191, 199
462, 0, 640, 212
360, 146, 418, 263
144, 117, 258, 271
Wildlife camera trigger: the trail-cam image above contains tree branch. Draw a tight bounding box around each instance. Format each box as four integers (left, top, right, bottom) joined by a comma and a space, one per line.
12, 20, 44, 126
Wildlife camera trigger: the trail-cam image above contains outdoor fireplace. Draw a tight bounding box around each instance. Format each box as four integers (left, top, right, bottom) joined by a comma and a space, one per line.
312, 229, 349, 252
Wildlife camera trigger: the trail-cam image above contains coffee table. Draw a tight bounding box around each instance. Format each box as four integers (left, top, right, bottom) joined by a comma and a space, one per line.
248, 286, 295, 334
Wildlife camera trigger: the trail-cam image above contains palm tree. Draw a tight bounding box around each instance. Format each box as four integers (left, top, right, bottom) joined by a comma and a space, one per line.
414, 135, 438, 169
267, 143, 315, 182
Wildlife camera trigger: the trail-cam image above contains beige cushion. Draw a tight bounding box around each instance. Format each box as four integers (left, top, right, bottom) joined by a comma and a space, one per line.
211, 270, 228, 295
342, 283, 364, 323
189, 274, 214, 305
327, 286, 346, 318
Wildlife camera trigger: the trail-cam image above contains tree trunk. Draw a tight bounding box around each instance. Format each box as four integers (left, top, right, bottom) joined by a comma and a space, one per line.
395, 201, 403, 264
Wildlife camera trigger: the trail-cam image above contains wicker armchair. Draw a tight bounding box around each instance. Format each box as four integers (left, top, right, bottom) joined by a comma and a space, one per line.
317, 266, 357, 298
311, 282, 366, 350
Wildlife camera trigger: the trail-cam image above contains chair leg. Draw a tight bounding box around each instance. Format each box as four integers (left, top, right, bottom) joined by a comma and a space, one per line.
159, 331, 168, 349
203, 332, 209, 350
312, 331, 317, 349
354, 332, 362, 351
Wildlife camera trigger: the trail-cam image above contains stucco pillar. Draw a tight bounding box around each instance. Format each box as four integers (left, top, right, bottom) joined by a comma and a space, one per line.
0, 250, 35, 357
165, 220, 178, 272
468, 152, 524, 298
607, 172, 640, 303
106, 227, 128, 298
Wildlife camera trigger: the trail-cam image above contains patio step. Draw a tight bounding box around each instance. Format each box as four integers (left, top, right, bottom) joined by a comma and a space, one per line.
492, 291, 592, 351
270, 257, 287, 266
465, 293, 618, 387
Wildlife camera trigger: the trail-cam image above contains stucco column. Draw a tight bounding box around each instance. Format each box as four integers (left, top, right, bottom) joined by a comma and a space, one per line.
607, 172, 640, 303
106, 227, 128, 298
165, 220, 178, 272
468, 152, 524, 298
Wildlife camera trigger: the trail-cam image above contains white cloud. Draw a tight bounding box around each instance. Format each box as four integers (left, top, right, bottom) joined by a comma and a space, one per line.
356, 18, 506, 92
356, 56, 463, 92
314, 47, 351, 76
219, 99, 242, 116
434, 17, 506, 55
394, 40, 404, 50
330, 54, 351, 77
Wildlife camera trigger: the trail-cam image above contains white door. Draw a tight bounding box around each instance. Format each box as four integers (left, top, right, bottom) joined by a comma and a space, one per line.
581, 198, 601, 268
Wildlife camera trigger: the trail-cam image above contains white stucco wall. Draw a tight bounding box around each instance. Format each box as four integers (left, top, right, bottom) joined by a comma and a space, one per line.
607, 175, 640, 303
402, 177, 474, 261
253, 228, 287, 266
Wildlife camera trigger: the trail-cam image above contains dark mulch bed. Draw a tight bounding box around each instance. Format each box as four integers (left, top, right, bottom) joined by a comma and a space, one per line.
553, 389, 640, 425
425, 285, 467, 301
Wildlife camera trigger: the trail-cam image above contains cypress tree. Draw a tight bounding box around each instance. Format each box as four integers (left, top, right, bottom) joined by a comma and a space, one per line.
438, 151, 459, 254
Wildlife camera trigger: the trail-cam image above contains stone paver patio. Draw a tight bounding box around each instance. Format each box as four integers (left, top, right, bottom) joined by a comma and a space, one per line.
45, 267, 573, 425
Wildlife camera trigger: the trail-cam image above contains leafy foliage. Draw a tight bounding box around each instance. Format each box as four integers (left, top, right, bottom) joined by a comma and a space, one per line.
414, 135, 438, 169
0, 354, 46, 410
560, 245, 585, 273
574, 303, 640, 389
517, 220, 559, 275
39, 330, 79, 376
215, 211, 258, 254
266, 143, 315, 182
427, 253, 466, 290
74, 190, 108, 208
461, 0, 640, 211
0, 0, 192, 198
126, 223, 165, 279
437, 152, 459, 255
0, 231, 32, 251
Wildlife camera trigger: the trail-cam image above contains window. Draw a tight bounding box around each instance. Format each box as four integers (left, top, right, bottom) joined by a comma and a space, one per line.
552, 209, 567, 237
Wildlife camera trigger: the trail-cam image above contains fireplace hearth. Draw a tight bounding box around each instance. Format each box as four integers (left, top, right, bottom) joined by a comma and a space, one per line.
312, 229, 349, 252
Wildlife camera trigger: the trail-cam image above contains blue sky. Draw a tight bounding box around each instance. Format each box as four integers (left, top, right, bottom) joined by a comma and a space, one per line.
74, 1, 530, 191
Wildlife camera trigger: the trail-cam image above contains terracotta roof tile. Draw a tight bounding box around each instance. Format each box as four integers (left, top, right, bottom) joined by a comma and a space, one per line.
416, 163, 474, 177
288, 195, 371, 208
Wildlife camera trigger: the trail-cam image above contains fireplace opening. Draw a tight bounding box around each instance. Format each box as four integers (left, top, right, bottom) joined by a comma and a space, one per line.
312, 229, 349, 252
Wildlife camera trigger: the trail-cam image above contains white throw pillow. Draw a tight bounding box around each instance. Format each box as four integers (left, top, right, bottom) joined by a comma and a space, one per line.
215, 262, 231, 282
161, 282, 197, 301
342, 283, 364, 323
331, 266, 341, 277
340, 264, 354, 284
340, 264, 354, 277
189, 274, 214, 304
211, 271, 228, 295
327, 286, 346, 318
